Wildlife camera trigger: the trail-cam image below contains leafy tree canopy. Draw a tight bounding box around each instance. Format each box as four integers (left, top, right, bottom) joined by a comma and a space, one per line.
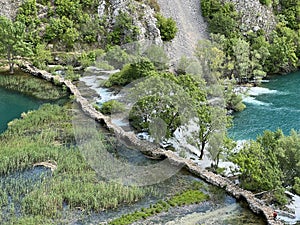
231, 129, 300, 203
0, 16, 32, 73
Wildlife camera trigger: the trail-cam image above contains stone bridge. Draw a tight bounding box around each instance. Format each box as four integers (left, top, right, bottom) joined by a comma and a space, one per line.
19, 62, 283, 225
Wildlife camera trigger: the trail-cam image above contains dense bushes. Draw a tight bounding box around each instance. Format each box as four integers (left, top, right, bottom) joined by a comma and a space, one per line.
230, 129, 300, 204
259, 0, 272, 7
106, 12, 140, 46
16, 0, 102, 50
104, 58, 156, 87
99, 100, 126, 115
201, 0, 300, 80
201, 0, 239, 37
155, 13, 178, 41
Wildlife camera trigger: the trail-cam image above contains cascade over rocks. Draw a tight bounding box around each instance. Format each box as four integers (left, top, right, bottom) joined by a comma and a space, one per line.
20, 61, 283, 225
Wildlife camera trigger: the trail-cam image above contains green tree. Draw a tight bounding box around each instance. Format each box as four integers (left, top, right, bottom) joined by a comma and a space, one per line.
32, 43, 52, 68
128, 73, 207, 141
104, 57, 156, 87
232, 38, 251, 82
156, 14, 178, 41
231, 138, 283, 192
143, 44, 169, 70
267, 27, 298, 73
277, 130, 300, 186
231, 129, 300, 202
0, 16, 32, 73
185, 104, 229, 161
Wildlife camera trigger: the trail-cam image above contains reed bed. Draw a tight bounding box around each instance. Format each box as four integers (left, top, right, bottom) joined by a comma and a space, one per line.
1, 103, 152, 223
0, 70, 68, 100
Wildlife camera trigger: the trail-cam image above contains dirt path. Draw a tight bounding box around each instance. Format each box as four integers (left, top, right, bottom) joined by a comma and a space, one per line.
156, 0, 208, 61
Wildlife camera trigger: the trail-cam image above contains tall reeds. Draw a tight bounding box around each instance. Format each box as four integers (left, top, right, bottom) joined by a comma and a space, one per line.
1, 103, 151, 223
0, 70, 68, 100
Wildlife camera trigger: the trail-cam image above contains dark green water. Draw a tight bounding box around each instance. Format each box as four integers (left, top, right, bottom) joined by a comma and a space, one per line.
0, 87, 44, 133
229, 70, 300, 140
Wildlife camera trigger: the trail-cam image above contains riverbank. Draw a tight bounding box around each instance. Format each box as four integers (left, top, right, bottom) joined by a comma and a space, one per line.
19, 61, 283, 225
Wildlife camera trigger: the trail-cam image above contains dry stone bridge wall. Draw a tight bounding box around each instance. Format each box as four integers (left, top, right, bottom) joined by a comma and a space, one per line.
19, 62, 282, 225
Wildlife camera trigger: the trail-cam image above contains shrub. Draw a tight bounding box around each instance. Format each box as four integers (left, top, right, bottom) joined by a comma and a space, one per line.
64, 66, 80, 81
156, 13, 178, 41
104, 58, 156, 87
99, 100, 126, 115
259, 0, 272, 7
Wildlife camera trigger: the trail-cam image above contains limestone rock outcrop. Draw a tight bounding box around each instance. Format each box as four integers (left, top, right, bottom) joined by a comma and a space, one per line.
224, 0, 277, 34
98, 0, 163, 45
0, 0, 22, 19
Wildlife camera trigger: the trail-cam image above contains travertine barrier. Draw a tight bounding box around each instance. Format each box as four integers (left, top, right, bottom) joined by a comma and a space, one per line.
33, 161, 57, 172
19, 62, 283, 225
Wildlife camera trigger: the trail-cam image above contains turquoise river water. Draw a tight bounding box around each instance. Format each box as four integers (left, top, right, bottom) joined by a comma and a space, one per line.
229, 70, 300, 140
0, 87, 45, 133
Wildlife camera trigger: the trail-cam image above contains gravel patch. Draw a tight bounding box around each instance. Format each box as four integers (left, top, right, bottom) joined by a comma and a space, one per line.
156, 0, 209, 61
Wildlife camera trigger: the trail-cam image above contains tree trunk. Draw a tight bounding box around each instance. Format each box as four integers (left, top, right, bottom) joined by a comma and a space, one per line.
9, 62, 14, 74
8, 50, 14, 74
199, 141, 206, 159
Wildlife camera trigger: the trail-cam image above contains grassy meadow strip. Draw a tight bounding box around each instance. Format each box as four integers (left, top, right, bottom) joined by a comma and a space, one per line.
109, 182, 209, 225
0, 70, 68, 100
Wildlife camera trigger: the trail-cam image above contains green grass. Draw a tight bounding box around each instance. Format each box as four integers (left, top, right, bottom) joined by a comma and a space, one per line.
109, 184, 209, 225
0, 70, 68, 100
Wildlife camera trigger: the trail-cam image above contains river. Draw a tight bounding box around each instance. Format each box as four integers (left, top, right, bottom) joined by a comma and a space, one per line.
229, 70, 300, 141
0, 87, 45, 133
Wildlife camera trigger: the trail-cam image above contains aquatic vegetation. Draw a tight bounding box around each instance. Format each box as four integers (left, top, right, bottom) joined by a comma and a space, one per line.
109, 183, 209, 225
0, 103, 151, 223
0, 70, 68, 100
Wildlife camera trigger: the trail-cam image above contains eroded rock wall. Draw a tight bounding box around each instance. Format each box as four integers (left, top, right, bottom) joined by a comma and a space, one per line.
98, 0, 162, 44
0, 0, 22, 19
224, 0, 277, 34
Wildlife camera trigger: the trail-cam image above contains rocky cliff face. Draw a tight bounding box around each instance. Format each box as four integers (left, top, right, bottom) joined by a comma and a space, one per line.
0, 0, 21, 19
98, 0, 163, 44
224, 0, 276, 34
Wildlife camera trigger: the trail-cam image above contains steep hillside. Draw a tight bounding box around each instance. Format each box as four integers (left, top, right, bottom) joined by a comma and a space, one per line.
156, 0, 208, 60
99, 0, 162, 45
224, 0, 276, 34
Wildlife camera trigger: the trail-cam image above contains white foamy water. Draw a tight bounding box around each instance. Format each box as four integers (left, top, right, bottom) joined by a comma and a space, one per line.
243, 96, 271, 106
278, 191, 300, 224
80, 75, 117, 105
247, 87, 278, 96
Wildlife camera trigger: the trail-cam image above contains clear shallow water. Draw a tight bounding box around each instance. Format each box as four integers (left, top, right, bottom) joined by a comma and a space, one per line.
0, 87, 44, 133
229, 71, 300, 140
